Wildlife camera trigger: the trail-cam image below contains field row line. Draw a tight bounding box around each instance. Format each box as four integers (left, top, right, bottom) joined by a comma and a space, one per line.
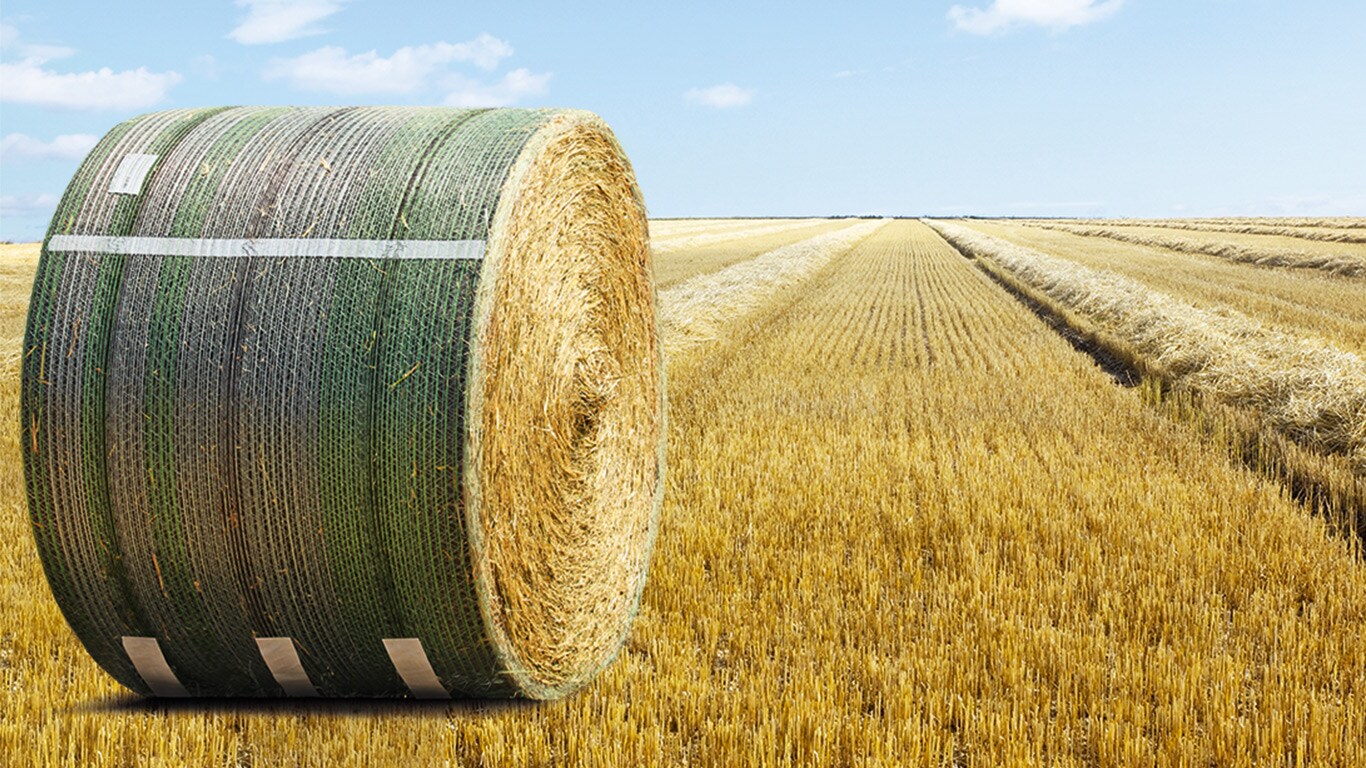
657, 219, 888, 360
649, 218, 780, 239
1050, 218, 1366, 245
925, 220, 1366, 472
1097, 216, 1366, 230
652, 219, 834, 254
1021, 221, 1366, 277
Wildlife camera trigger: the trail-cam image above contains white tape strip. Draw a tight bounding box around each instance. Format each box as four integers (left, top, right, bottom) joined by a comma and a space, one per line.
46, 235, 485, 260
255, 637, 319, 697
383, 638, 450, 699
109, 154, 158, 195
121, 636, 190, 697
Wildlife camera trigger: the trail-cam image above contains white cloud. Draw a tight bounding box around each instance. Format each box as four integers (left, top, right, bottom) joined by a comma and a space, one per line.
0, 22, 75, 61
0, 61, 182, 110
684, 83, 754, 109
443, 68, 551, 107
263, 34, 515, 94
0, 133, 99, 161
192, 54, 220, 79
17, 42, 77, 61
0, 24, 180, 109
228, 0, 349, 45
949, 0, 1124, 35
0, 193, 60, 218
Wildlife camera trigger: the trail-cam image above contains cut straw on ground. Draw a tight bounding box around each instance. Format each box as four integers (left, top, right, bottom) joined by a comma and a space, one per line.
1057, 218, 1366, 245
1023, 221, 1366, 277
926, 219, 1366, 471
652, 219, 837, 254
658, 219, 887, 359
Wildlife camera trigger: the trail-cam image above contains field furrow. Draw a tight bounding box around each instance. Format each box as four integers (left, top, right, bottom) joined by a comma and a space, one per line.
963, 220, 1366, 357
1055, 218, 1366, 245
1186, 216, 1366, 229
626, 219, 1365, 765
1025, 221, 1366, 276
652, 219, 836, 254
653, 220, 858, 289
928, 220, 1366, 473
656, 220, 885, 359
650, 218, 793, 240
650, 219, 746, 238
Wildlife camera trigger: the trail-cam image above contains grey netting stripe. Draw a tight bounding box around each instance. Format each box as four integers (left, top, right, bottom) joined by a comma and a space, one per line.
372, 109, 543, 697
47, 235, 485, 260
25, 108, 233, 697
103, 107, 339, 697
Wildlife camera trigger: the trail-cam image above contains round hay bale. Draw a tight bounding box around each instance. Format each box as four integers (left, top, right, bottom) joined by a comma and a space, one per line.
23, 106, 665, 699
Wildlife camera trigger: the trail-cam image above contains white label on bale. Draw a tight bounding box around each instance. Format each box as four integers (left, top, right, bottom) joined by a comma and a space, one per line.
108, 153, 159, 195
255, 637, 320, 697
121, 636, 190, 697
383, 638, 450, 699
45, 235, 486, 261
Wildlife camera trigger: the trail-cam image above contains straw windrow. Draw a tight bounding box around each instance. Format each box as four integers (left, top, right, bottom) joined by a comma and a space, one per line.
1022, 220, 1366, 276
925, 219, 1366, 471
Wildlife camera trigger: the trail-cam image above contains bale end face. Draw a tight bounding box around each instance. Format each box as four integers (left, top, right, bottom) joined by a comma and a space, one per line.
470, 112, 664, 698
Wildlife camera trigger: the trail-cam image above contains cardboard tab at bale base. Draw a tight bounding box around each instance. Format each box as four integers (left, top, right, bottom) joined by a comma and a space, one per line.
23, 106, 665, 699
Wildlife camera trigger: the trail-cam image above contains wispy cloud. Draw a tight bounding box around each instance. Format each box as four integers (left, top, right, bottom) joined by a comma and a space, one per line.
0, 133, 99, 162
0, 22, 76, 61
0, 24, 180, 110
1007, 200, 1107, 212
191, 54, 220, 79
949, 0, 1124, 35
0, 62, 183, 110
263, 34, 516, 94
684, 83, 754, 109
228, 0, 349, 45
0, 193, 60, 218
444, 68, 551, 107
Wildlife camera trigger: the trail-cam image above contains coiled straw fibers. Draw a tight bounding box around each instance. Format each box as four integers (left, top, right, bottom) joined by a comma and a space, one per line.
23, 106, 665, 699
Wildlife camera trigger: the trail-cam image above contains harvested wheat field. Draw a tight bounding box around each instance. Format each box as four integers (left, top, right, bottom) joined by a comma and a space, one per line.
2, 219, 1365, 765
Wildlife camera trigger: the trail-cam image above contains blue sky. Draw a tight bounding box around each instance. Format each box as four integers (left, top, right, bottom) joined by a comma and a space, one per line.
2, 1, 1364, 240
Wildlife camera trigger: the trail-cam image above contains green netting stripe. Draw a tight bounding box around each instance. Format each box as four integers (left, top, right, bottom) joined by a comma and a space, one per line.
22, 106, 571, 697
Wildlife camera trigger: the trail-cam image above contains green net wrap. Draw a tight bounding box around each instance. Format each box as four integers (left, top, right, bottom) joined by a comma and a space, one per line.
23, 106, 663, 699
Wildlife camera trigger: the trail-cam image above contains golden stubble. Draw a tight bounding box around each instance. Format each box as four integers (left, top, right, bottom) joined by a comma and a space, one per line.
3, 219, 1365, 765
